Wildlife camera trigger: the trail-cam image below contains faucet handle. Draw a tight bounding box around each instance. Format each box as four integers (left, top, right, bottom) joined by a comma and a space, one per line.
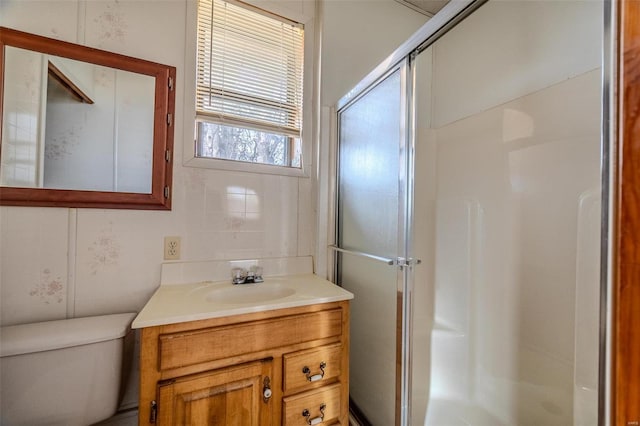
231, 265, 263, 284
251, 265, 264, 282
231, 267, 246, 284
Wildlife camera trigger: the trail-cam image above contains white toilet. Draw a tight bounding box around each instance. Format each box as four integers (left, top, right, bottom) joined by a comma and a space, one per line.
0, 313, 136, 425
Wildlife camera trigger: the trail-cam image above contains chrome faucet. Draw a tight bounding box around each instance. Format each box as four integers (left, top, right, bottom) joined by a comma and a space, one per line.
231, 266, 264, 284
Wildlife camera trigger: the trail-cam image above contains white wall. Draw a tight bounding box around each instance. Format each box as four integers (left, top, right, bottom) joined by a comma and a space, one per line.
0, 0, 428, 339
0, 0, 430, 316
0, 0, 315, 325
431, 0, 602, 128
315, 0, 428, 278
321, 0, 428, 106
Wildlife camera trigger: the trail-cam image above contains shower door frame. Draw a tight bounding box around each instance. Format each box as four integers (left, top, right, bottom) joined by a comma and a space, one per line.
328, 0, 618, 424
333, 59, 413, 426
331, 4, 490, 424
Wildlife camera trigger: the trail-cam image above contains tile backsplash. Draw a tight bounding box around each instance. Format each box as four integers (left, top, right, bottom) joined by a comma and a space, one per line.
159, 256, 314, 286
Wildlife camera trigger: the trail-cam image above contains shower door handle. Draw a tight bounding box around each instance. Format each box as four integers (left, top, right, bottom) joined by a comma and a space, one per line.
328, 245, 396, 265
328, 245, 421, 267
396, 257, 422, 267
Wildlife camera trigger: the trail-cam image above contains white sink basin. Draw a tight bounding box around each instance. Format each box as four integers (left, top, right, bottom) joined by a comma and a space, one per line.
205, 283, 296, 304
132, 274, 355, 328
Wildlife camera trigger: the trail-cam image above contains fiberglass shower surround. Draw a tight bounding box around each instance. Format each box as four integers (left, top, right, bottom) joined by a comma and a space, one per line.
334, 1, 604, 425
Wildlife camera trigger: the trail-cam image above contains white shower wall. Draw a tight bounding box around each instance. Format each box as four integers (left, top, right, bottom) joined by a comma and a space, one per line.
412, 1, 602, 425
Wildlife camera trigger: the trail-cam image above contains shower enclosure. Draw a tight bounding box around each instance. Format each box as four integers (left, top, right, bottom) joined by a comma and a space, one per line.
332, 1, 608, 425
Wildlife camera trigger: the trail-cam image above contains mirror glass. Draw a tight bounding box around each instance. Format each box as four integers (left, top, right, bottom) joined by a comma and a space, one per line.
0, 27, 175, 209
2, 46, 155, 193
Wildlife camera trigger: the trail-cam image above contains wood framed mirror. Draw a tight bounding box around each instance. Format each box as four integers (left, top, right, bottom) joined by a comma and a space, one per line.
0, 27, 175, 209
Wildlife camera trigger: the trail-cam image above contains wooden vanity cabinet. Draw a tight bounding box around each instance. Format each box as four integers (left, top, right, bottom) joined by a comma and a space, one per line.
138, 300, 350, 426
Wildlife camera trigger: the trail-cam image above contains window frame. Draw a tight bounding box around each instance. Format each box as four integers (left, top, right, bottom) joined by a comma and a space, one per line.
183, 0, 314, 177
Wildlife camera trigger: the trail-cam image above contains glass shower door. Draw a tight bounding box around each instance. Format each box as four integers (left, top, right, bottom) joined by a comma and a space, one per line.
335, 64, 410, 426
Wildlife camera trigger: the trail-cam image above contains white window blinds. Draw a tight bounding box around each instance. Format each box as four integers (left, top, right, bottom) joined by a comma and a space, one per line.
196, 0, 304, 138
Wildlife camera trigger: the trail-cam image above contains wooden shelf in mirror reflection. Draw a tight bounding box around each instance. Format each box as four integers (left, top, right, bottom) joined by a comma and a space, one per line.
0, 26, 176, 209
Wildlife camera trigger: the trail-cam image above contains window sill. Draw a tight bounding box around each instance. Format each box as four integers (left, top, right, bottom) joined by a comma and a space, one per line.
184, 156, 310, 178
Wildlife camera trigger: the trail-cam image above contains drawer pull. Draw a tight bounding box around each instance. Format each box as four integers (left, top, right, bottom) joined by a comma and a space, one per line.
302, 361, 326, 382
302, 403, 326, 425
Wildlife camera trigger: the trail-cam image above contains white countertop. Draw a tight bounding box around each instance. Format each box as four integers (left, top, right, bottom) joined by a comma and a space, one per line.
132, 274, 354, 329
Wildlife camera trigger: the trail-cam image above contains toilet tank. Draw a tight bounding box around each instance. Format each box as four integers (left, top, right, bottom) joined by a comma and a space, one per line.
0, 313, 136, 426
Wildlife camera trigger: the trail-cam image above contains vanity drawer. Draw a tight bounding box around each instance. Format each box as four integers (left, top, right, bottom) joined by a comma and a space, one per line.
282, 383, 341, 426
158, 309, 342, 371
283, 343, 342, 392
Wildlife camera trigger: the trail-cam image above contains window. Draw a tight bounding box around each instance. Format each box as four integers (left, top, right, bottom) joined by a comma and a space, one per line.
195, 0, 304, 169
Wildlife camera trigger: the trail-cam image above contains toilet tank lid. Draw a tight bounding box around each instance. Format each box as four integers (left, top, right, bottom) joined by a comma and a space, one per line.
0, 313, 136, 357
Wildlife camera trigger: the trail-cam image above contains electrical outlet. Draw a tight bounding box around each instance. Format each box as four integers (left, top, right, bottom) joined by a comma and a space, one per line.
164, 236, 181, 260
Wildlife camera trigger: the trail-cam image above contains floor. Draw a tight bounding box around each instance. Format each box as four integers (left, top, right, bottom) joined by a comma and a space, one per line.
93, 409, 138, 426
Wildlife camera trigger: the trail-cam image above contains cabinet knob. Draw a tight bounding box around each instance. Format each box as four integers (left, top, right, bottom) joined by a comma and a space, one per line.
302, 361, 326, 382
263, 376, 272, 403
302, 403, 326, 425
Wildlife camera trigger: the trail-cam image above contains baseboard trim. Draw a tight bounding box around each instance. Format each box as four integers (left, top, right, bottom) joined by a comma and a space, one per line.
349, 397, 373, 426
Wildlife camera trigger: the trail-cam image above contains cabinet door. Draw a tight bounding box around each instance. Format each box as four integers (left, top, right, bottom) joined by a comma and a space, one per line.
157, 359, 273, 426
